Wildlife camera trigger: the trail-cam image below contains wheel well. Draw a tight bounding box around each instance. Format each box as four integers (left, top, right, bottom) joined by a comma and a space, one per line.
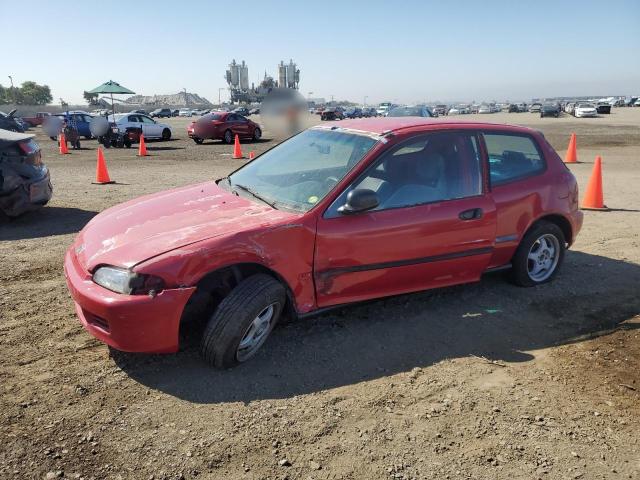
180, 263, 296, 327
531, 214, 573, 245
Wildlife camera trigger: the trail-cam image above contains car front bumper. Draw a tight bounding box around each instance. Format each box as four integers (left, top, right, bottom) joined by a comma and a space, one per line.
64, 248, 196, 353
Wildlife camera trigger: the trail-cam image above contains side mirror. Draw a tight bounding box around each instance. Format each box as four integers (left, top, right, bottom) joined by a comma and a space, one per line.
338, 188, 379, 214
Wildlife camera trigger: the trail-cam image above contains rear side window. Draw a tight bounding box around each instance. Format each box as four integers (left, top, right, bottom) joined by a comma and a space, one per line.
483, 133, 545, 186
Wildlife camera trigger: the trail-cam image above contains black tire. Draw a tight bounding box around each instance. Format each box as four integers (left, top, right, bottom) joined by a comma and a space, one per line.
124, 138, 132, 148
162, 128, 171, 141
50, 136, 56, 141
193, 137, 204, 145
200, 274, 285, 368
223, 129, 233, 144
75, 140, 81, 149
252, 127, 261, 141
510, 221, 565, 287
84, 135, 93, 140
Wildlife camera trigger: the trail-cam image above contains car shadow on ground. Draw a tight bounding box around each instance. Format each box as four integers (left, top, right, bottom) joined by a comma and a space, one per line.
0, 207, 97, 240
144, 146, 185, 151
113, 250, 640, 404
194, 138, 272, 146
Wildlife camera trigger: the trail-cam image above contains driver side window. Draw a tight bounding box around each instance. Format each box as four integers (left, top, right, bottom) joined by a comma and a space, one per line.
327, 131, 482, 217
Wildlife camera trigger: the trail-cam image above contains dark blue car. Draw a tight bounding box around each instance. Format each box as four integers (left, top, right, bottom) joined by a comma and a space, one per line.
50, 112, 94, 139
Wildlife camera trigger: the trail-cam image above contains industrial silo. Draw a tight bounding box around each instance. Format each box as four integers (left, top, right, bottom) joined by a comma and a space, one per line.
286, 60, 296, 89
278, 61, 287, 89
228, 59, 240, 88
239, 60, 249, 91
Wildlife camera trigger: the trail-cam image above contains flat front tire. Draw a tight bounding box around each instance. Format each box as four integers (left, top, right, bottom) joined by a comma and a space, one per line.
200, 274, 286, 368
510, 221, 565, 287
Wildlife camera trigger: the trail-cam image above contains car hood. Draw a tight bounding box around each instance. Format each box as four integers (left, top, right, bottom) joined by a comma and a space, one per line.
74, 182, 298, 272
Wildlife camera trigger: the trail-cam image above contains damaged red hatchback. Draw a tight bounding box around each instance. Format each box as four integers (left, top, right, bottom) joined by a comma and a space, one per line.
64, 118, 583, 368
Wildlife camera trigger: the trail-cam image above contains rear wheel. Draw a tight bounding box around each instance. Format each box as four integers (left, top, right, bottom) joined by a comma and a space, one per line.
510, 221, 565, 287
193, 137, 204, 144
162, 128, 171, 141
200, 274, 285, 368
223, 129, 233, 144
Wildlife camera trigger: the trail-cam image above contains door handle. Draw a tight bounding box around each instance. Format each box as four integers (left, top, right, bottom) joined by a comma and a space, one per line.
459, 208, 483, 220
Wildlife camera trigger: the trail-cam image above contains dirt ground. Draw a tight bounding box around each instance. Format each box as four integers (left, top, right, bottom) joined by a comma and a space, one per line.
1, 109, 639, 480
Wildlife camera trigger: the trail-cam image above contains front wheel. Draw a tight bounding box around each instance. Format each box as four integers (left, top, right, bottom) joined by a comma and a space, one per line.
193, 137, 204, 144
510, 221, 565, 287
200, 274, 286, 368
252, 127, 261, 141
162, 128, 171, 141
223, 129, 233, 144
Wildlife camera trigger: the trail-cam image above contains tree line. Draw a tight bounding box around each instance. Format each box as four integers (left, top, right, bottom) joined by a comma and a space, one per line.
0, 81, 53, 105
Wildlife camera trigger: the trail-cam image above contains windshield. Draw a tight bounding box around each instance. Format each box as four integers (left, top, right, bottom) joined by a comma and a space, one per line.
388, 107, 430, 117
578, 103, 594, 108
225, 129, 378, 212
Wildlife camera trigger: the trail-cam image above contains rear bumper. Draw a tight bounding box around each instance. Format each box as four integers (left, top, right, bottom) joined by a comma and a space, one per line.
63, 248, 196, 353
0, 171, 52, 217
569, 210, 584, 245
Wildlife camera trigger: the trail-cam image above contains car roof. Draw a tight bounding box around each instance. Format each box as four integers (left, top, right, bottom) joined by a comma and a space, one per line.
320, 117, 534, 135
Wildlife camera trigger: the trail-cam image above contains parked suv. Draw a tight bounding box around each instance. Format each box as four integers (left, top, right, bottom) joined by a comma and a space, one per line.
65, 118, 582, 368
150, 108, 172, 118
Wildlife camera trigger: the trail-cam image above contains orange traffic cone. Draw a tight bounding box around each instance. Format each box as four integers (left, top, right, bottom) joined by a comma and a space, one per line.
93, 148, 115, 185
249, 151, 255, 160
137, 134, 148, 157
581, 156, 608, 211
59, 133, 69, 154
564, 133, 579, 163
233, 134, 243, 159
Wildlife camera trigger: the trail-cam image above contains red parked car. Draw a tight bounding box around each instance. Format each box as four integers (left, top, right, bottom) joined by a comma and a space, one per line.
187, 111, 262, 144
64, 117, 582, 368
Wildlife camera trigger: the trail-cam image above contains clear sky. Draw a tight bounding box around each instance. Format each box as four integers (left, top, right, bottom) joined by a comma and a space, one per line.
2, 0, 638, 105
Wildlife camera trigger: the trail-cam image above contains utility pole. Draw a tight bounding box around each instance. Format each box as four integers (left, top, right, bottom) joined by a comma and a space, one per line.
364, 96, 368, 107
183, 88, 188, 107
218, 87, 225, 105
8, 75, 14, 103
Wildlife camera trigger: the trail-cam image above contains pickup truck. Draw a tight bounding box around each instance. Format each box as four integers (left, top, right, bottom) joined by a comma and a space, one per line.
22, 112, 51, 127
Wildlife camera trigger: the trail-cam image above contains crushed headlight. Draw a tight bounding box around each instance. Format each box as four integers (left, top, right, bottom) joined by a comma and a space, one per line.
92, 266, 165, 295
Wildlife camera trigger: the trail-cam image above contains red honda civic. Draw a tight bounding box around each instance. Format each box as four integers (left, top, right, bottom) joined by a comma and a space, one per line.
187, 111, 262, 144
64, 118, 583, 368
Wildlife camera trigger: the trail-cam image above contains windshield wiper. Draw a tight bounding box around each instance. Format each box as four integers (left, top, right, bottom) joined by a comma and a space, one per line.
232, 183, 278, 209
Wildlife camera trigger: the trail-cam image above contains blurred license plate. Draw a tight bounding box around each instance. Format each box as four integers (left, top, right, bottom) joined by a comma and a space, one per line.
30, 181, 50, 202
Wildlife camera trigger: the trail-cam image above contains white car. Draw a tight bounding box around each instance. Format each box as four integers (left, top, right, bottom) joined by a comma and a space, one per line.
478, 104, 492, 114
109, 113, 173, 140
179, 108, 194, 117
574, 103, 598, 118
447, 106, 460, 115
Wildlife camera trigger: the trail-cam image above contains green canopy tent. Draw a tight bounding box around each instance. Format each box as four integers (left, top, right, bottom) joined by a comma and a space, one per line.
87, 80, 135, 118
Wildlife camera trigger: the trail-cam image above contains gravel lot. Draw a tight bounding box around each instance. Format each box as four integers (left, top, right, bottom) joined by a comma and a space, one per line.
1, 109, 639, 480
